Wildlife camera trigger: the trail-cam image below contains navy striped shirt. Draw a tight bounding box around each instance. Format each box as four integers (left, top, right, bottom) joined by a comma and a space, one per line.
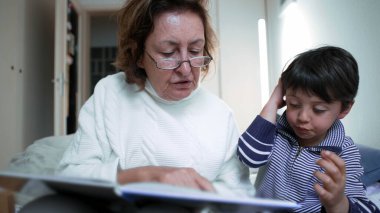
237, 114, 379, 213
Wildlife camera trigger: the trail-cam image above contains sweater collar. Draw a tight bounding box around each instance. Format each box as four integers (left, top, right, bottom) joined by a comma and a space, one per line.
144, 80, 200, 104
277, 111, 345, 155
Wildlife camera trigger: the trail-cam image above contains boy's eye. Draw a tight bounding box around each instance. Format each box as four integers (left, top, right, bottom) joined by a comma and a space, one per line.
287, 101, 300, 108
313, 108, 327, 114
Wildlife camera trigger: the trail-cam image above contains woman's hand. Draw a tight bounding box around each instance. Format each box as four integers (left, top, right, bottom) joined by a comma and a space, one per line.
117, 166, 215, 192
314, 150, 349, 213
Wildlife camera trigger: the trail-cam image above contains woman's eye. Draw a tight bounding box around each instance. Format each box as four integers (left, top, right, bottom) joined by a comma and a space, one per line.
161, 52, 175, 57
189, 50, 202, 56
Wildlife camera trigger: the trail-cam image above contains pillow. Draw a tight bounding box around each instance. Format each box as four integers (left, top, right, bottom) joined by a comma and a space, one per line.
6, 134, 74, 175
357, 144, 380, 186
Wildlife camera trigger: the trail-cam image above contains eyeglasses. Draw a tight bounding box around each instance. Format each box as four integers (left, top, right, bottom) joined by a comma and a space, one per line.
145, 52, 212, 70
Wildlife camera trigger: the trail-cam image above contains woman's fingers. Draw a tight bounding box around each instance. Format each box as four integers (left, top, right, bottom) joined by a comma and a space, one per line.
195, 175, 216, 192
117, 166, 214, 192
156, 167, 214, 191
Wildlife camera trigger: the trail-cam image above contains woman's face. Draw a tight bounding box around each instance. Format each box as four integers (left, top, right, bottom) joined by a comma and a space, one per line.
139, 11, 205, 101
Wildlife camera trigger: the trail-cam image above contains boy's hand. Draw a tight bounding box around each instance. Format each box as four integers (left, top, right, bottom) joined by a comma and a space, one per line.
314, 150, 349, 213
260, 80, 286, 124
269, 80, 286, 109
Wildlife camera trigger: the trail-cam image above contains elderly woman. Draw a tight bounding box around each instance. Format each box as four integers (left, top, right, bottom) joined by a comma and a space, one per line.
57, 0, 249, 197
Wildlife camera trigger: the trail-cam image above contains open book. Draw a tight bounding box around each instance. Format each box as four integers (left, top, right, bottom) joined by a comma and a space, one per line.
0, 171, 299, 212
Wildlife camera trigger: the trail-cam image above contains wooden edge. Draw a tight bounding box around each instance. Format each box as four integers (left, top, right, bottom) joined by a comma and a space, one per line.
0, 176, 27, 191
0, 187, 15, 213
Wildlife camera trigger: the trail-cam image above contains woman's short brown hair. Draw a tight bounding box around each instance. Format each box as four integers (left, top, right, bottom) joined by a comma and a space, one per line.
114, 0, 217, 88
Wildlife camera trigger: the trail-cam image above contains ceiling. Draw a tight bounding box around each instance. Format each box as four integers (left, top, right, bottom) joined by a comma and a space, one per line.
76, 0, 125, 12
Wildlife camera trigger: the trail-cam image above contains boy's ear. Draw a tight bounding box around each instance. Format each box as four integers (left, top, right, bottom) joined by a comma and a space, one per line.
338, 101, 354, 119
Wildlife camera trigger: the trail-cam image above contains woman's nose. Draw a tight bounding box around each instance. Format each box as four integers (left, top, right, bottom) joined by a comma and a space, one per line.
175, 60, 191, 75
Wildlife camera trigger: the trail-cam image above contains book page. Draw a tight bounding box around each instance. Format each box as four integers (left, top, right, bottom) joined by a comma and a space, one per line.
0, 171, 118, 199
115, 182, 299, 212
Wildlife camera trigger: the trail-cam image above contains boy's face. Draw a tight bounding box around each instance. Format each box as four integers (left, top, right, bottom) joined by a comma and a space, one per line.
285, 88, 351, 146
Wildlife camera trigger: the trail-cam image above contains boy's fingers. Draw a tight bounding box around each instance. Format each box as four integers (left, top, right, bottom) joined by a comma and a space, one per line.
321, 150, 346, 175
314, 170, 334, 191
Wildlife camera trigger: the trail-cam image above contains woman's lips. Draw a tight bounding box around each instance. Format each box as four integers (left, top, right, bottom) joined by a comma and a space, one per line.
172, 80, 193, 89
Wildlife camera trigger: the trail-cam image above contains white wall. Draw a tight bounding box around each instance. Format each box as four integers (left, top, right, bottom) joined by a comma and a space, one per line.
206, 0, 266, 132
0, 0, 55, 170
23, 0, 55, 144
266, 0, 380, 148
90, 14, 118, 47
0, 0, 25, 170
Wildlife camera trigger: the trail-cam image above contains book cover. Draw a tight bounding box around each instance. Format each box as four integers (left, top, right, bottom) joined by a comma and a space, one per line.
0, 171, 299, 212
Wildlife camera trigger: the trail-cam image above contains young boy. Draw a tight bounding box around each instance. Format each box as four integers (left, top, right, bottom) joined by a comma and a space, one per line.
237, 46, 379, 212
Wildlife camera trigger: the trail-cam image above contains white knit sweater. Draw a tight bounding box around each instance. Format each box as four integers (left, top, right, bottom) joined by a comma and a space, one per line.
57, 72, 250, 195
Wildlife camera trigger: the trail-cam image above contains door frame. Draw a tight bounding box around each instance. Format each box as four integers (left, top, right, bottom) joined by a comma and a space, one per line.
54, 0, 121, 135
54, 0, 69, 135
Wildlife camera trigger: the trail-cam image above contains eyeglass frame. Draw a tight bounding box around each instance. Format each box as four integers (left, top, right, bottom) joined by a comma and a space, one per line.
145, 51, 213, 70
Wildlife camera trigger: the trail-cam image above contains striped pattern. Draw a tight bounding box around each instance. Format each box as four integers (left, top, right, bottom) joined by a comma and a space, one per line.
237, 114, 380, 212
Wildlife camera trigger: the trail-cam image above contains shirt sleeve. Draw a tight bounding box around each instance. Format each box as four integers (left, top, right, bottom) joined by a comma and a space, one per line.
56, 77, 120, 183
213, 112, 253, 197
237, 115, 276, 168
340, 140, 380, 213
320, 198, 380, 213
